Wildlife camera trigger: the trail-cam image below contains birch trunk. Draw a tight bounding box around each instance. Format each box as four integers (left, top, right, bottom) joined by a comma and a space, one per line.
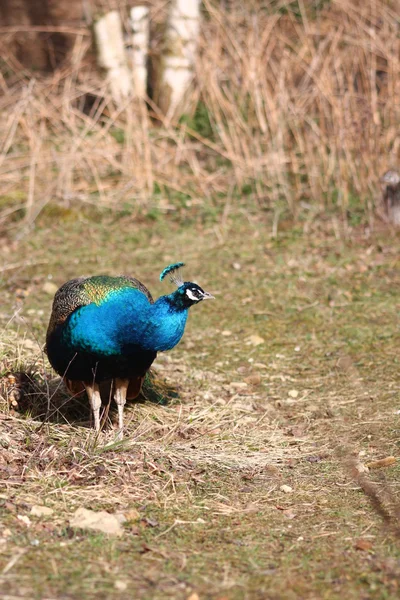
130, 6, 150, 98
94, 11, 132, 103
155, 0, 201, 120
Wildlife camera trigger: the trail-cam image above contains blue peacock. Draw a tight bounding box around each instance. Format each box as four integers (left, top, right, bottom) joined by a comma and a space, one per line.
45, 263, 213, 437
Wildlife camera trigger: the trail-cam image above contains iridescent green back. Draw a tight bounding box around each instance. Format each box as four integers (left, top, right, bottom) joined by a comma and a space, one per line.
46, 274, 153, 337
83, 276, 152, 305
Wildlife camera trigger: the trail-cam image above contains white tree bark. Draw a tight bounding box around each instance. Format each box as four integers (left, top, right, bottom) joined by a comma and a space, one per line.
130, 6, 150, 98
94, 11, 132, 103
160, 0, 201, 119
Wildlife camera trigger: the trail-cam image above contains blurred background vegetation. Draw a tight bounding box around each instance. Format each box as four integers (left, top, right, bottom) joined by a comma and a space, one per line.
0, 0, 398, 232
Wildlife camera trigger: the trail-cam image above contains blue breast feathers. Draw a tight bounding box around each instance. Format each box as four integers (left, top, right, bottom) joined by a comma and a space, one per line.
63, 287, 189, 356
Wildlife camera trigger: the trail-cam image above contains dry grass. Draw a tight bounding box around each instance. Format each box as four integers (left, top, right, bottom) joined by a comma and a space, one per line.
2, 213, 400, 597
0, 0, 399, 231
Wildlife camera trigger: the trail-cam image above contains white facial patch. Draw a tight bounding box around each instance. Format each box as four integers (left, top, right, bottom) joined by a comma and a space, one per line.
185, 288, 199, 302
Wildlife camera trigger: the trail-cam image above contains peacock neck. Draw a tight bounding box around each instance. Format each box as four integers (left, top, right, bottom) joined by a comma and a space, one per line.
120, 292, 189, 353
157, 290, 189, 312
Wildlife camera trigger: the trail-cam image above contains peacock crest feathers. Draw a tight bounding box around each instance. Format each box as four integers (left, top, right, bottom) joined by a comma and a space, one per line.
160, 262, 185, 287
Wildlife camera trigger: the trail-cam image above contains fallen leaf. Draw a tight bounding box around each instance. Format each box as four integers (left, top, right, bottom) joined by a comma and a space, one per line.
305, 455, 323, 463
288, 390, 299, 398
264, 464, 280, 476
244, 373, 261, 386
70, 508, 126, 537
246, 335, 265, 346
123, 508, 140, 522
365, 456, 397, 469
17, 515, 31, 528
5, 502, 16, 514
336, 356, 353, 371
30, 505, 54, 517
355, 538, 373, 551
22, 339, 36, 350
230, 382, 248, 390
288, 425, 306, 437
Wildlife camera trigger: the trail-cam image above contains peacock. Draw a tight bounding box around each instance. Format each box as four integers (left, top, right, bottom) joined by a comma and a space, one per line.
45, 263, 213, 438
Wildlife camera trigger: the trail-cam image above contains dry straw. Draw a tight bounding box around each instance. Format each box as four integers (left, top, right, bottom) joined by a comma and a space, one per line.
0, 0, 398, 229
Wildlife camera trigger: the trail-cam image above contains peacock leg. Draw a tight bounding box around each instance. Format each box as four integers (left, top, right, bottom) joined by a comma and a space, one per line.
114, 378, 130, 439
85, 382, 102, 432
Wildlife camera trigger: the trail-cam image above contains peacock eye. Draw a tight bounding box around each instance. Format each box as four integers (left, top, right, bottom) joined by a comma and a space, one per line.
185, 288, 199, 302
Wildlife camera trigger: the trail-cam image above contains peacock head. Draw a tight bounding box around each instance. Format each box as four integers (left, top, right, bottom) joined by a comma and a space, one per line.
160, 263, 214, 308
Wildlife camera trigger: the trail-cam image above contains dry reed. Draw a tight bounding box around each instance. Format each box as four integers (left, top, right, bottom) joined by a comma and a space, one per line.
0, 0, 398, 229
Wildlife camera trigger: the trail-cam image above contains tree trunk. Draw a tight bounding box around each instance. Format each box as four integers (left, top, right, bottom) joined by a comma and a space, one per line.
154, 0, 201, 120
94, 10, 132, 103
130, 5, 150, 98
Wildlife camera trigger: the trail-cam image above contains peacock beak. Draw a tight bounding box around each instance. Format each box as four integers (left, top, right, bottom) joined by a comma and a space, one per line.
201, 291, 215, 300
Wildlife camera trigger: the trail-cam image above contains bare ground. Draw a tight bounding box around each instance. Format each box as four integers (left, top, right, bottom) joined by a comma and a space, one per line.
1, 211, 400, 599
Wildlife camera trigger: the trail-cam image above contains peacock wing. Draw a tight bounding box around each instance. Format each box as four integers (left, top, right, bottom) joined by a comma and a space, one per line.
46, 277, 90, 339
46, 274, 153, 341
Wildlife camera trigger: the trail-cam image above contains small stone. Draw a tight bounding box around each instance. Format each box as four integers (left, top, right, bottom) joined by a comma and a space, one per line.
288, 390, 299, 398
30, 505, 54, 517
70, 507, 126, 537
114, 580, 128, 591
280, 484, 293, 494
355, 461, 369, 474
42, 281, 58, 295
